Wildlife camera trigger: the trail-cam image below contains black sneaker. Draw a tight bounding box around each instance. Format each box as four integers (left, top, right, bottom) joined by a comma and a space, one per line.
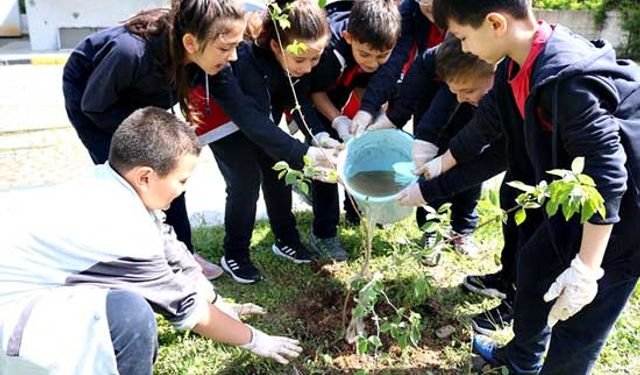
220, 255, 262, 284
471, 300, 514, 335
272, 238, 314, 264
463, 271, 511, 299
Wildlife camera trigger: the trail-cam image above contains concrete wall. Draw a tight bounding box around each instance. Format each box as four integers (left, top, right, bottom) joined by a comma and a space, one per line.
25, 0, 170, 50
534, 9, 628, 50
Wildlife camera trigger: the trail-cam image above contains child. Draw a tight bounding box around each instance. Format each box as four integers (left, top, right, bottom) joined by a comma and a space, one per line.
189, 0, 335, 283
307, 0, 402, 258
425, 0, 640, 372
351, 0, 447, 134
371, 34, 495, 263
0, 107, 302, 374
62, 0, 248, 279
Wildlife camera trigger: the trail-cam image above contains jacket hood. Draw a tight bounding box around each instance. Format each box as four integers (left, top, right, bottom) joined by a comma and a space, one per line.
532, 24, 640, 91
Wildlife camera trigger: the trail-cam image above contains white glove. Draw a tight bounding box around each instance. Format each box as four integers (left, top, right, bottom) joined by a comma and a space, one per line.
214, 298, 266, 321
414, 155, 443, 179
366, 113, 396, 131
306, 146, 338, 169
395, 182, 426, 207
543, 254, 604, 327
313, 132, 342, 149
241, 326, 303, 364
331, 115, 353, 142
413, 140, 439, 169
350, 110, 373, 136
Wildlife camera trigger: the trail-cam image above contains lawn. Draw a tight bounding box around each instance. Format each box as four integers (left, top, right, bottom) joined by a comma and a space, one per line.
154, 191, 640, 374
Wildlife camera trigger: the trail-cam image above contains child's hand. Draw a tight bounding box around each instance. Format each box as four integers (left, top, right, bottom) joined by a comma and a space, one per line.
350, 110, 373, 136
396, 182, 426, 206
241, 326, 303, 364
306, 147, 338, 168
366, 113, 395, 131
331, 115, 353, 141
543, 254, 604, 327
414, 155, 443, 179
412, 140, 439, 169
313, 132, 342, 149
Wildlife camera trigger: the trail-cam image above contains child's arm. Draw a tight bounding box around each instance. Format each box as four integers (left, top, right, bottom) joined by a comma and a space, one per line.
311, 91, 341, 122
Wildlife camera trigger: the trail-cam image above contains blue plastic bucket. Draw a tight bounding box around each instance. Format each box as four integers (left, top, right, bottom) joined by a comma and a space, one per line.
339, 129, 417, 224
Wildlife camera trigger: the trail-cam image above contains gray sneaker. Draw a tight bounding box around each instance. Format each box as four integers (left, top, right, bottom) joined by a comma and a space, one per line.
452, 232, 479, 257
309, 233, 348, 261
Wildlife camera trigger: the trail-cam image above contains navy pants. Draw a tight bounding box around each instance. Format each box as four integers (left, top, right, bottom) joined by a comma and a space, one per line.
495, 223, 639, 374
312, 180, 360, 238
416, 184, 480, 235
497, 173, 521, 299
106, 290, 158, 375
210, 132, 301, 258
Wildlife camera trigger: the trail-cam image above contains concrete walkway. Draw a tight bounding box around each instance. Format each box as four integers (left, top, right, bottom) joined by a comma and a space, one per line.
0, 60, 309, 228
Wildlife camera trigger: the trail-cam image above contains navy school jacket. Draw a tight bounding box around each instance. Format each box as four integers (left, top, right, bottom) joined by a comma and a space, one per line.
310, 9, 374, 120
63, 26, 309, 169
198, 42, 323, 168
359, 0, 443, 116
449, 25, 640, 277
63, 26, 173, 135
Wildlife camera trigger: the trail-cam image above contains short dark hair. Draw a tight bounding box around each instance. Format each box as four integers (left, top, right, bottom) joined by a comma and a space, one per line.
436, 34, 495, 82
347, 0, 401, 51
433, 0, 531, 30
109, 107, 202, 176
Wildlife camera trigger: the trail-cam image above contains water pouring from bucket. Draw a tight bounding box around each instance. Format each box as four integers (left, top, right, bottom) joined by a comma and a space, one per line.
338, 129, 418, 225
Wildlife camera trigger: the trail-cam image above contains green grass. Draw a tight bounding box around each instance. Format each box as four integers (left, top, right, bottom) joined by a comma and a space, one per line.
154, 195, 639, 374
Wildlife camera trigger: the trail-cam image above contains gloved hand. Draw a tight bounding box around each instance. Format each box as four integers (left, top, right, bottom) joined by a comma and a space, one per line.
350, 110, 373, 136
396, 182, 426, 206
306, 146, 338, 169
331, 115, 353, 142
543, 254, 604, 327
366, 113, 396, 131
414, 155, 443, 179
241, 326, 303, 364
214, 298, 266, 322
412, 140, 439, 170
313, 132, 342, 149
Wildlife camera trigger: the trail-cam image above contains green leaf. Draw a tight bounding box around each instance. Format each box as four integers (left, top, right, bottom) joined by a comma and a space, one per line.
357, 337, 368, 354
272, 161, 288, 171
421, 221, 438, 233
413, 277, 429, 299
299, 181, 310, 195
507, 180, 535, 193
437, 202, 452, 214
368, 335, 382, 348
546, 169, 568, 178
354, 370, 368, 375
284, 172, 297, 186
318, 0, 327, 8
277, 18, 291, 30
277, 170, 286, 180
577, 173, 596, 187
515, 208, 527, 226
580, 197, 596, 224
286, 39, 308, 56
303, 155, 312, 166
545, 199, 560, 217
380, 322, 391, 333
571, 156, 585, 174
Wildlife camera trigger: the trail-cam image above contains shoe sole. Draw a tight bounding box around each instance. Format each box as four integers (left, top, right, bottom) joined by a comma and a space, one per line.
271, 245, 312, 264
462, 277, 507, 299
220, 257, 260, 284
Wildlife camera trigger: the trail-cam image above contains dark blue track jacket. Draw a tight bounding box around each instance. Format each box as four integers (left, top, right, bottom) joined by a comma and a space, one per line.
449, 25, 640, 277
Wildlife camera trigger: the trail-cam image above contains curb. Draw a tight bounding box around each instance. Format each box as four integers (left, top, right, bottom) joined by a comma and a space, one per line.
0, 55, 69, 66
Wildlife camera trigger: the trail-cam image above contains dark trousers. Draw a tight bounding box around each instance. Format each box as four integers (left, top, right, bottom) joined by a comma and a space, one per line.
495, 223, 639, 374
311, 180, 360, 238
498, 174, 520, 299
416, 184, 481, 235
107, 290, 158, 375
211, 132, 300, 258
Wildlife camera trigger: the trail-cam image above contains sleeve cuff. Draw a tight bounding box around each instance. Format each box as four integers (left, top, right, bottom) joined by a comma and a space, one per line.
587, 196, 622, 225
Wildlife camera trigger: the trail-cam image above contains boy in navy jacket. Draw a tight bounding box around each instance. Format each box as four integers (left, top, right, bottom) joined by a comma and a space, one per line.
351, 0, 446, 134
306, 0, 401, 259
427, 0, 640, 372
370, 35, 496, 263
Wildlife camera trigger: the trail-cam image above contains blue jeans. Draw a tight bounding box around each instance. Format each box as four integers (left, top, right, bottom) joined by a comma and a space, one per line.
495, 223, 639, 374
106, 290, 158, 375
